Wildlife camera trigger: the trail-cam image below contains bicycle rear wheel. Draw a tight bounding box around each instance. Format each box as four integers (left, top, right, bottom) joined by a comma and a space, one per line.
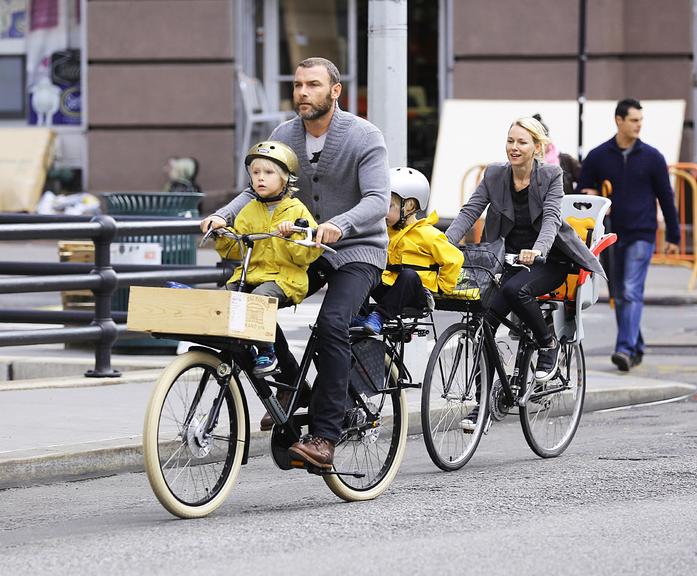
143, 350, 246, 518
421, 323, 489, 471
520, 341, 586, 458
323, 357, 408, 501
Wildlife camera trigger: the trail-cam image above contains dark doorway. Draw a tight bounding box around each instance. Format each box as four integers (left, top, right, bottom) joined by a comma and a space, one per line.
406, 1, 439, 179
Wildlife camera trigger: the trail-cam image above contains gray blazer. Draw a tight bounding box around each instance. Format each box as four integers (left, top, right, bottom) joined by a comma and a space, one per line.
445, 160, 606, 279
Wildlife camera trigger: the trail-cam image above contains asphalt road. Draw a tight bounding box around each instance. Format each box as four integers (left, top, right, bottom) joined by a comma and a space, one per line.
1, 397, 696, 575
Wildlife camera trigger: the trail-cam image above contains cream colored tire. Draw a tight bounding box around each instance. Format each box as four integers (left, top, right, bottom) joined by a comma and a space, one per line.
323, 359, 408, 501
143, 351, 246, 518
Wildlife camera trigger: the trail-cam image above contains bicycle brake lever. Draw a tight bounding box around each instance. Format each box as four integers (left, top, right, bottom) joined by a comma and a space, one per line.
293, 238, 337, 254
199, 225, 217, 247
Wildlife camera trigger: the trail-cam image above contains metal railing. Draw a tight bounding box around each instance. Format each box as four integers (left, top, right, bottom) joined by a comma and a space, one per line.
0, 215, 233, 377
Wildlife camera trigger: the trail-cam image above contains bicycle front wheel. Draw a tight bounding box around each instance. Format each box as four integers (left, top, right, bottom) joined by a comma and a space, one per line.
520, 341, 586, 458
143, 350, 247, 518
323, 357, 408, 501
421, 323, 489, 471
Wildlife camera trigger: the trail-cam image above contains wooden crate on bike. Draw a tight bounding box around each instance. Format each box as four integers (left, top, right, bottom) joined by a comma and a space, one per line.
127, 286, 277, 342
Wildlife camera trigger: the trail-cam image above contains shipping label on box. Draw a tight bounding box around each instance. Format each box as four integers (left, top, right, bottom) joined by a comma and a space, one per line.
127, 286, 277, 343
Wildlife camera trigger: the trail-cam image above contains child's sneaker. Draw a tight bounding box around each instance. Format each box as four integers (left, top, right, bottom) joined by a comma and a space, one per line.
460, 405, 479, 433
363, 311, 384, 335
350, 315, 368, 329
253, 346, 278, 376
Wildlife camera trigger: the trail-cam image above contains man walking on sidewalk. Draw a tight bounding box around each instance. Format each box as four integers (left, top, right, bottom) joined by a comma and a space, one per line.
578, 98, 680, 371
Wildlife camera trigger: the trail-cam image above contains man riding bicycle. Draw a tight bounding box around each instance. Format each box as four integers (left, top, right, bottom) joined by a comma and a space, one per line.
201, 57, 390, 469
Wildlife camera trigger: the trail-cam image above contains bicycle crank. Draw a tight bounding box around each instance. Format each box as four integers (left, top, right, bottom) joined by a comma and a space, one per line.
488, 379, 510, 422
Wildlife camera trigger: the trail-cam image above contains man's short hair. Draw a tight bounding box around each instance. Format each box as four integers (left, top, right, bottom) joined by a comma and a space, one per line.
615, 98, 642, 119
297, 57, 341, 85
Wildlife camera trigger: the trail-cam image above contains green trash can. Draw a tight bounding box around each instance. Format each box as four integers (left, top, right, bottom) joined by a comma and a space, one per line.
104, 191, 204, 353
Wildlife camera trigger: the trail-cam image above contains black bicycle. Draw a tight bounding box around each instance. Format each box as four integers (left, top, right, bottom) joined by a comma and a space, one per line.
141, 225, 423, 518
421, 257, 590, 471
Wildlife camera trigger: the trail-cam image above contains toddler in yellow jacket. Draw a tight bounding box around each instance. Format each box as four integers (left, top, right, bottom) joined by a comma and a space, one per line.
215, 141, 321, 375
357, 167, 464, 334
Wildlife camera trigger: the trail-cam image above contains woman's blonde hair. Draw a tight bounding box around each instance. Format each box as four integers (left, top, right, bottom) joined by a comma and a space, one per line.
248, 157, 297, 196
511, 117, 551, 160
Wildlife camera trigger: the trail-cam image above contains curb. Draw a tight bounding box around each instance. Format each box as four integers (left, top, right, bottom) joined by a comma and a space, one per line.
2, 381, 694, 491
598, 294, 697, 306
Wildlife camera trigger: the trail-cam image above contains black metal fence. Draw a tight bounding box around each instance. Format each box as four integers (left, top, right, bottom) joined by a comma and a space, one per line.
0, 214, 233, 377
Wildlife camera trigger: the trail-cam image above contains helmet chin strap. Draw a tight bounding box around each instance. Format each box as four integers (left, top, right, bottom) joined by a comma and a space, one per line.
393, 197, 417, 230
249, 179, 289, 203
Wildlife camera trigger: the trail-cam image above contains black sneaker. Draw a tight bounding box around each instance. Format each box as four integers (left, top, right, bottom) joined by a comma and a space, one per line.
631, 351, 644, 367
535, 337, 561, 381
611, 351, 632, 372
460, 405, 479, 433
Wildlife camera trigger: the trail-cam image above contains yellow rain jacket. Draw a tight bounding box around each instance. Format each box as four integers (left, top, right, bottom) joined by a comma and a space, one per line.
215, 197, 322, 304
383, 211, 464, 294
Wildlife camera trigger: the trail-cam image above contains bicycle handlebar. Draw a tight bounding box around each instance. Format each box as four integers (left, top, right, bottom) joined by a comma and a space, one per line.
200, 224, 337, 254
505, 253, 546, 269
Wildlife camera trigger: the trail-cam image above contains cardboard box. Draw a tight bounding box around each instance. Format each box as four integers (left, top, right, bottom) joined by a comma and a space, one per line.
0, 128, 55, 212
127, 286, 277, 343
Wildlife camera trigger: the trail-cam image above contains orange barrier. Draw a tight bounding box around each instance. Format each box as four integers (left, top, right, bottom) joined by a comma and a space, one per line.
458, 165, 695, 291
459, 164, 487, 243
651, 164, 697, 291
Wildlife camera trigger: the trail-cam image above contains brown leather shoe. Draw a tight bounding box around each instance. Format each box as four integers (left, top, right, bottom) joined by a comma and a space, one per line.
259, 380, 312, 431
288, 436, 335, 469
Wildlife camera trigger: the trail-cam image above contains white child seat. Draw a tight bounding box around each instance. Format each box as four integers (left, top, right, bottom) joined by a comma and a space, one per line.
551, 194, 614, 343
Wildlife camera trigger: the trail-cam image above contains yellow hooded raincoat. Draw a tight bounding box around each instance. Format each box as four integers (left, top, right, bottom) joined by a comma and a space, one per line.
383, 211, 464, 294
215, 197, 322, 304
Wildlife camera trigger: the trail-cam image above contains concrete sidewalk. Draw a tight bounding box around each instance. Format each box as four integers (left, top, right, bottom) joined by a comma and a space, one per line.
0, 262, 695, 489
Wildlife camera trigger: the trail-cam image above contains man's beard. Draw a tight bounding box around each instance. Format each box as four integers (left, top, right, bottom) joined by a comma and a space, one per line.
295, 93, 334, 120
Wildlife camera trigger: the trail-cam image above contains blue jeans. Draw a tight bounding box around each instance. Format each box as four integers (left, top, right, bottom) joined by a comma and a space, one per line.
612, 239, 654, 357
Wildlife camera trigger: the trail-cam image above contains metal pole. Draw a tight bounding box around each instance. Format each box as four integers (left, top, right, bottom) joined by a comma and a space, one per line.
367, 0, 408, 167
692, 0, 697, 163
438, 0, 454, 108
577, 0, 587, 162
85, 215, 120, 378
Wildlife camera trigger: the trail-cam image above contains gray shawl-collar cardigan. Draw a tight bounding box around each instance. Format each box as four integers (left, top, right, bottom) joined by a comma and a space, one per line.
445, 160, 606, 279
215, 107, 390, 270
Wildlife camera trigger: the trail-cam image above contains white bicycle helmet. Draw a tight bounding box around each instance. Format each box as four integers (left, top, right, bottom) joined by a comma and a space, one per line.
390, 167, 430, 211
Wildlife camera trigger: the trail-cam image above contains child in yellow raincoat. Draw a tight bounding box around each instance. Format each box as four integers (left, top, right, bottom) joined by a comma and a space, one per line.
356, 167, 464, 334
215, 141, 322, 375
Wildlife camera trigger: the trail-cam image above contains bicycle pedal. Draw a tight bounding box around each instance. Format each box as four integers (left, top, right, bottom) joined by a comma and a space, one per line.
398, 379, 421, 389
289, 459, 307, 469
313, 467, 366, 479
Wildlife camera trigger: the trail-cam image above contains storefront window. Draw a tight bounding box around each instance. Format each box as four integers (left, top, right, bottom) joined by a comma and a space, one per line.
0, 0, 27, 118
26, 0, 82, 126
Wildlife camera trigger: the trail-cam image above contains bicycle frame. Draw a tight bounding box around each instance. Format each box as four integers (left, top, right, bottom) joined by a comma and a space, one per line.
468, 301, 578, 414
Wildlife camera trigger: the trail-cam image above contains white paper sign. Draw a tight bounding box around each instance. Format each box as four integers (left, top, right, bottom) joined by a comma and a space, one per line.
228, 291, 247, 333
431, 99, 686, 219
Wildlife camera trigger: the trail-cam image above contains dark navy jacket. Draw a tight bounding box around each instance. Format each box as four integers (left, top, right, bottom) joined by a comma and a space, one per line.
577, 137, 680, 245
